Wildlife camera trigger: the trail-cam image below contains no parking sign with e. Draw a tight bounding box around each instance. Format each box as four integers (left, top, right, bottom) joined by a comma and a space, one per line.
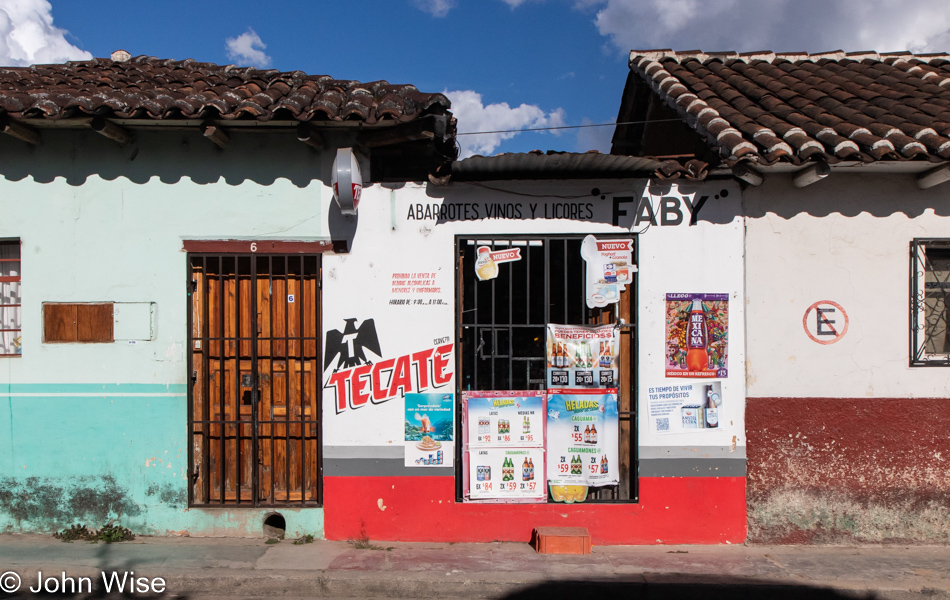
803, 301, 849, 345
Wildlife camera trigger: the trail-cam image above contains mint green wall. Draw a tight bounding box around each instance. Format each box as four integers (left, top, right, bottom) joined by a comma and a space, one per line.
0, 129, 330, 536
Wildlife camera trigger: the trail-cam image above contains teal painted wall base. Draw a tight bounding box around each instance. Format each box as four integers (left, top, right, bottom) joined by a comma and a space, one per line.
0, 385, 324, 538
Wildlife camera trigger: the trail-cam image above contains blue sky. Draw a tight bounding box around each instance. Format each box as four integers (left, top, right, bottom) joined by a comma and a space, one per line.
2, 0, 950, 157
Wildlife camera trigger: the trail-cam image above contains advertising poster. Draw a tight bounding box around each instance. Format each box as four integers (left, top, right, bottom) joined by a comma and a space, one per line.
546, 389, 619, 487
546, 324, 619, 389
580, 235, 636, 308
404, 392, 454, 467
646, 381, 723, 435
665, 293, 729, 378
474, 246, 522, 281
466, 392, 544, 448
468, 447, 545, 500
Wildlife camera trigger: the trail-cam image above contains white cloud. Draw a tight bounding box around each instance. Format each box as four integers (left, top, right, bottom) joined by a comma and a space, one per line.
225, 28, 271, 68
413, 0, 456, 17
0, 0, 90, 66
575, 117, 614, 153
446, 89, 566, 158
584, 0, 950, 55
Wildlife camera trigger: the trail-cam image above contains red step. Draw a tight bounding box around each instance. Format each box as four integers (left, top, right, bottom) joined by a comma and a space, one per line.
532, 527, 591, 555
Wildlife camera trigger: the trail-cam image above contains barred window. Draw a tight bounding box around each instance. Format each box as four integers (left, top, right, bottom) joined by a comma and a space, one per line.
911, 239, 950, 366
0, 240, 21, 356
457, 235, 637, 502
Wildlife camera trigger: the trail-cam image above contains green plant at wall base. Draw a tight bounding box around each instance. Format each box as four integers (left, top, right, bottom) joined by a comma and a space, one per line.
54, 524, 96, 542
97, 524, 135, 543
293, 534, 315, 545
54, 523, 135, 543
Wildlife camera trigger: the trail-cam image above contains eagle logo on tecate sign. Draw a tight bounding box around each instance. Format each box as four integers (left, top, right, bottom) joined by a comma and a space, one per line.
323, 318, 453, 414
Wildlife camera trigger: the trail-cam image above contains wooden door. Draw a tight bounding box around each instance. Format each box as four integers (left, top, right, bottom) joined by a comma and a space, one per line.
189, 254, 321, 507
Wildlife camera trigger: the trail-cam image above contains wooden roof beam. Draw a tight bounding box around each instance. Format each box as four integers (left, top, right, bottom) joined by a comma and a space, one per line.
917, 163, 950, 190
297, 123, 325, 149
91, 117, 132, 146
201, 121, 230, 148
1, 115, 40, 145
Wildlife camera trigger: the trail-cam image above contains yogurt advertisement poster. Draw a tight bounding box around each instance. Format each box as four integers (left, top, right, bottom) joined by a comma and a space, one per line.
405, 392, 454, 467
665, 293, 729, 378
546, 389, 619, 487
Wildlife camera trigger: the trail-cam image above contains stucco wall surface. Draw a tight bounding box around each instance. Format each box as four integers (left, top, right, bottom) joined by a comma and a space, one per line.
744, 173, 950, 543
0, 130, 329, 536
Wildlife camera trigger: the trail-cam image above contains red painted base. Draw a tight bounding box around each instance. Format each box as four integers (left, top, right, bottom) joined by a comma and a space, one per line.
323, 476, 746, 545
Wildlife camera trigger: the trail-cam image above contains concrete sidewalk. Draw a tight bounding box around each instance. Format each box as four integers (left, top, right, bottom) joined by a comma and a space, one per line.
0, 534, 949, 599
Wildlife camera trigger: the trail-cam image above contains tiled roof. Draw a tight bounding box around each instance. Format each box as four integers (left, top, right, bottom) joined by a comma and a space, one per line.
0, 55, 451, 124
627, 50, 950, 166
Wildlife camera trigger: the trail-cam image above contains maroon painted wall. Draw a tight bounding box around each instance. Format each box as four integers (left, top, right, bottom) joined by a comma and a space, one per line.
746, 397, 950, 544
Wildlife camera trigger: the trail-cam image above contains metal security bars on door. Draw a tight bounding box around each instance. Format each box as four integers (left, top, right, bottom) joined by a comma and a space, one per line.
188, 255, 322, 507
911, 239, 950, 366
457, 235, 638, 502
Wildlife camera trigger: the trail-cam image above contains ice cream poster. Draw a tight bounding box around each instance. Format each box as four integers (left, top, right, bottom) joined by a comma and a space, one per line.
474, 246, 522, 281
466, 392, 544, 449
665, 293, 729, 378
580, 235, 636, 308
546, 389, 619, 487
405, 392, 454, 467
546, 324, 619, 389
646, 380, 723, 435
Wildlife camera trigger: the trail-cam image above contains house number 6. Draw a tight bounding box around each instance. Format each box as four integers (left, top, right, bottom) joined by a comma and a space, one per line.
250, 242, 257, 252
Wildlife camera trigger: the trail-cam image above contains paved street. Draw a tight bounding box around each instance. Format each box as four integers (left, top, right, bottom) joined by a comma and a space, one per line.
0, 534, 948, 599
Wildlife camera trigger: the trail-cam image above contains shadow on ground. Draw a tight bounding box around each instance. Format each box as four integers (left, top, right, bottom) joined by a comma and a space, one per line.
502, 579, 877, 600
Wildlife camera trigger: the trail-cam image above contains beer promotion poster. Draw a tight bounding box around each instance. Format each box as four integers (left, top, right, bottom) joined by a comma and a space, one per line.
404, 392, 455, 467
468, 447, 546, 501
546, 324, 619, 389
580, 235, 636, 309
646, 380, 723, 435
665, 293, 729, 378
546, 388, 619, 487
465, 391, 545, 449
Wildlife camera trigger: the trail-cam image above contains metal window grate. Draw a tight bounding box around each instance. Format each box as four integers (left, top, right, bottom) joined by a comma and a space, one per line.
0, 240, 22, 356
187, 254, 322, 507
456, 235, 638, 503
911, 239, 950, 366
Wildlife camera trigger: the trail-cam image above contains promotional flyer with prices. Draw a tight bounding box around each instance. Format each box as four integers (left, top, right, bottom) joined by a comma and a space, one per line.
546, 389, 619, 487
546, 324, 619, 389
466, 393, 545, 448
468, 447, 546, 500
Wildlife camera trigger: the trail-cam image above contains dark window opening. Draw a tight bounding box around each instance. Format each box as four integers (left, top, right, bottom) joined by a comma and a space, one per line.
0, 240, 21, 356
912, 239, 950, 366
457, 235, 637, 503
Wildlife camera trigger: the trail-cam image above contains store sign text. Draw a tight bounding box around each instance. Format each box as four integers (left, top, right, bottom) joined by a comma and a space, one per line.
612, 194, 711, 227
325, 343, 454, 413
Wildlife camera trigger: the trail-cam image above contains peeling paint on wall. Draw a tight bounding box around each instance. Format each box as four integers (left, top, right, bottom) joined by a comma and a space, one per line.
0, 475, 142, 530
747, 397, 950, 544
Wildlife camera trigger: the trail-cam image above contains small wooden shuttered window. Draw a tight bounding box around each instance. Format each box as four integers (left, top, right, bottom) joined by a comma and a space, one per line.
43, 303, 114, 343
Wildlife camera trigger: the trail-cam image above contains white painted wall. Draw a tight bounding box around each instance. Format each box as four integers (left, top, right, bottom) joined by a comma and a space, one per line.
322, 179, 747, 453
744, 172, 950, 398
0, 129, 331, 386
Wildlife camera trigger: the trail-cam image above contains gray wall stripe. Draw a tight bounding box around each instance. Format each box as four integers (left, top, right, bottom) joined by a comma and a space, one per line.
639, 458, 746, 478
324, 458, 454, 477
324, 457, 746, 478
639, 445, 746, 460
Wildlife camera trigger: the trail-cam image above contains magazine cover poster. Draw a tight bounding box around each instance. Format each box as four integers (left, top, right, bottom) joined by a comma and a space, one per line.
665, 293, 729, 378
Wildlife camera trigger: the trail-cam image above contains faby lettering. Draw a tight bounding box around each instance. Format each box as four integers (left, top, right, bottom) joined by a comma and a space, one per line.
612, 191, 726, 227
325, 343, 453, 413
